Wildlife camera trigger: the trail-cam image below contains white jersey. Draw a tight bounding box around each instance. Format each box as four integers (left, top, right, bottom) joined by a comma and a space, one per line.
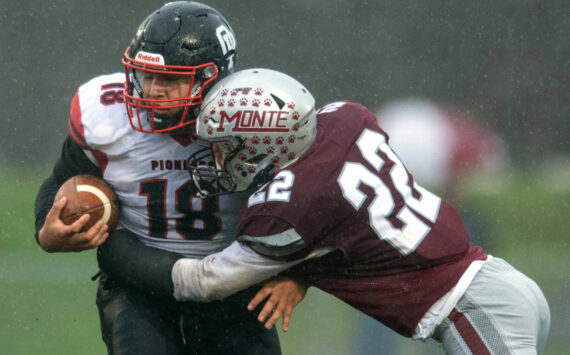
69, 73, 248, 258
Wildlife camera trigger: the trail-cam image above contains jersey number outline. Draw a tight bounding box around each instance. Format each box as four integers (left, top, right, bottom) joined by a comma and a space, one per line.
337, 128, 441, 255
140, 179, 221, 240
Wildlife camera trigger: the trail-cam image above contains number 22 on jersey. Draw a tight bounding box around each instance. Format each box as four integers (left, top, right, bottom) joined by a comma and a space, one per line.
338, 128, 441, 255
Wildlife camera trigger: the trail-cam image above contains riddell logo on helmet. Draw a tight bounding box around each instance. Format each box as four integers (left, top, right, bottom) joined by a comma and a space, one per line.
135, 51, 165, 65
216, 110, 290, 133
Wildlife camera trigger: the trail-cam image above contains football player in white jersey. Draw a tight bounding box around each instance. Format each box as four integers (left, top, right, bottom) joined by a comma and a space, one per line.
34, 2, 303, 354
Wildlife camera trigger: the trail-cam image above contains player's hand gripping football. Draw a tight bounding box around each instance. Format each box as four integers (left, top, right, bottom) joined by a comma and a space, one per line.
247, 276, 308, 332
38, 197, 109, 252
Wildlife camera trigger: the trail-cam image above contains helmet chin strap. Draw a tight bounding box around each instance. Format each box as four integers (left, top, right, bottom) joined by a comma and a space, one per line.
150, 112, 178, 131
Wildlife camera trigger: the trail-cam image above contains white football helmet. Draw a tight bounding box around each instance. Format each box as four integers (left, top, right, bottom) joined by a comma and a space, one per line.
189, 68, 317, 195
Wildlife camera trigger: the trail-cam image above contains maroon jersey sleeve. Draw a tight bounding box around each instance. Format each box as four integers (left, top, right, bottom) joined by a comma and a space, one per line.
238, 101, 487, 336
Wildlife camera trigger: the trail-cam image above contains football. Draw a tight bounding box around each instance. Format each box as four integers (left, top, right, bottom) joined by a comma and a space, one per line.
55, 174, 119, 232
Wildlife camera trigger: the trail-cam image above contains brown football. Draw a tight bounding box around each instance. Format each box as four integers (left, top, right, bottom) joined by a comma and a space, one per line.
55, 175, 119, 232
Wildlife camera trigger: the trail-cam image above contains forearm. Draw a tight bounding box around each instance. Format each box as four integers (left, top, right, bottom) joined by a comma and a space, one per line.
172, 241, 303, 302
34, 175, 61, 241
97, 229, 184, 299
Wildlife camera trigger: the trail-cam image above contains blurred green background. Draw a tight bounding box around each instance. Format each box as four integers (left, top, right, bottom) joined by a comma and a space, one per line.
1, 1, 568, 354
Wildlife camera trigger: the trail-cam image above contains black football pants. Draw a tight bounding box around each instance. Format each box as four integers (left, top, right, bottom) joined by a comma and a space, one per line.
96, 274, 281, 355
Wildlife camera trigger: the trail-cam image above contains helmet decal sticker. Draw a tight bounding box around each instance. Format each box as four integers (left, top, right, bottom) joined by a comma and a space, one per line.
215, 25, 236, 70
135, 51, 165, 65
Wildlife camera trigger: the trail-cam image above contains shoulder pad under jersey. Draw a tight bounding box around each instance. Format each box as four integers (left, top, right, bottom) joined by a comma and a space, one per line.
69, 73, 129, 149
238, 228, 307, 260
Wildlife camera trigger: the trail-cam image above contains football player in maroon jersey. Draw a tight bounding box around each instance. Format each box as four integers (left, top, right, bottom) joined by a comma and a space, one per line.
99, 68, 551, 354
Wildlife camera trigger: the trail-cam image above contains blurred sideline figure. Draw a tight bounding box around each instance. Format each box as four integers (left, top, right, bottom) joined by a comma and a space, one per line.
356, 97, 508, 354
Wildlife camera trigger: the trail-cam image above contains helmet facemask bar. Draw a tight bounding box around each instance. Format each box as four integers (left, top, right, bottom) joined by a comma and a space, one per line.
188, 138, 244, 196
122, 48, 219, 133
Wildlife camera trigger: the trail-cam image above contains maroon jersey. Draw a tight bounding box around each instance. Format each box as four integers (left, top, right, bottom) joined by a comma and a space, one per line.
237, 101, 487, 337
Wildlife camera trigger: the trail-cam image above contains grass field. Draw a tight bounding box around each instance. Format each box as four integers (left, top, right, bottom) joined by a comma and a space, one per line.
1, 167, 568, 354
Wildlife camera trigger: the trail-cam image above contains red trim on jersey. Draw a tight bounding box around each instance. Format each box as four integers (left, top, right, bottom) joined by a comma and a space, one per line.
91, 150, 109, 175
68, 89, 88, 148
448, 308, 491, 355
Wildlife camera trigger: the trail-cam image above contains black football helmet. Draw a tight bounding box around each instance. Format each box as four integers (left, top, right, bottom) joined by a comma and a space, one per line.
123, 1, 237, 133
